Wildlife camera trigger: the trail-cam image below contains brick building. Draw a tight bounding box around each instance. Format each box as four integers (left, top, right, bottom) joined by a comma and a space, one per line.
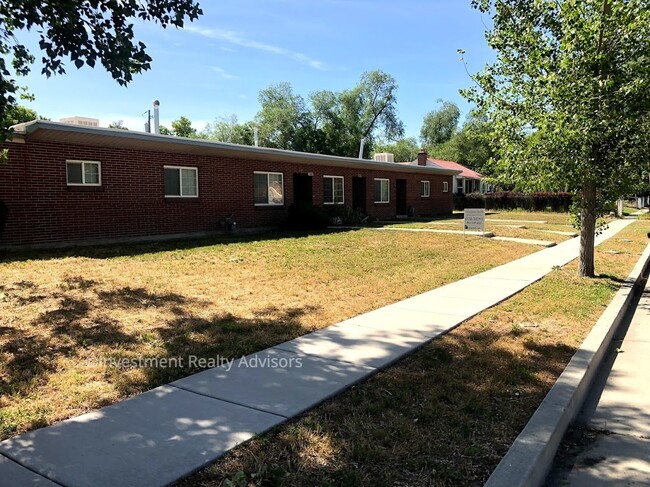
0, 121, 458, 247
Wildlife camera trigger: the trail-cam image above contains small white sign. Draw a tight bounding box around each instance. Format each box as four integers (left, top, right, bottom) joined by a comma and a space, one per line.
464, 208, 485, 231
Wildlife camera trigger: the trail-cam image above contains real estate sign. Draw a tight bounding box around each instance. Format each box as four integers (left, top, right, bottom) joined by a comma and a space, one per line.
464, 208, 485, 231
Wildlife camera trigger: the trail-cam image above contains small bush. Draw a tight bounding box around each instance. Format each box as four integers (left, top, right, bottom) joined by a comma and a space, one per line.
285, 203, 329, 230
453, 192, 572, 212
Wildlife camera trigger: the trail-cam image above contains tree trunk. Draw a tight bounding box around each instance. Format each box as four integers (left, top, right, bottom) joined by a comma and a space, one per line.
579, 179, 597, 277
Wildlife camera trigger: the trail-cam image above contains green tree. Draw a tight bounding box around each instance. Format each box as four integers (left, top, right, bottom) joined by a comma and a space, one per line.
373, 137, 419, 162
159, 126, 172, 136
0, 0, 202, 145
255, 83, 314, 152
108, 120, 128, 130
202, 115, 254, 145
464, 0, 650, 277
428, 113, 494, 173
420, 100, 461, 146
1, 104, 41, 127
311, 70, 404, 157
254, 71, 404, 158
354, 70, 404, 154
170, 116, 197, 138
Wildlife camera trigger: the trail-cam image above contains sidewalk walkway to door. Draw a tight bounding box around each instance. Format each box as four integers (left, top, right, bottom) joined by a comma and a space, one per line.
0, 219, 635, 487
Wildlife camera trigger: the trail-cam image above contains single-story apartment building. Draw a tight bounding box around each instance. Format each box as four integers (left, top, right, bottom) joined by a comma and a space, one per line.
0, 121, 459, 247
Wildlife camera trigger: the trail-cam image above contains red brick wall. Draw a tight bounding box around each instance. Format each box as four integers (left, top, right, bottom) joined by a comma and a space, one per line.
0, 140, 453, 246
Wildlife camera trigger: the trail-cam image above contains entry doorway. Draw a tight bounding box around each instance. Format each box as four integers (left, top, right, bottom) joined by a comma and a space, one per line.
396, 179, 407, 215
352, 177, 366, 213
293, 173, 313, 205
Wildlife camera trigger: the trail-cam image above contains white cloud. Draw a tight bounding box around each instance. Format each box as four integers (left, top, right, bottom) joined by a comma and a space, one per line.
185, 25, 326, 70
210, 66, 239, 80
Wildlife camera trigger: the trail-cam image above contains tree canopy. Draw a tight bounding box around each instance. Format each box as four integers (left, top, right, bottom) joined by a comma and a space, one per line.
1, 104, 42, 127
254, 70, 404, 157
464, 0, 650, 277
420, 100, 461, 146
170, 116, 196, 138
202, 114, 254, 145
373, 137, 419, 163
0, 0, 202, 143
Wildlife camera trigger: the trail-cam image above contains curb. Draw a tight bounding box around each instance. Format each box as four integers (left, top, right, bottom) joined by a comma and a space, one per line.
484, 241, 650, 487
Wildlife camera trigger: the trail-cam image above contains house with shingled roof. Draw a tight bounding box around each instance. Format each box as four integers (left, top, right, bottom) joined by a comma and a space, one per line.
395, 149, 484, 194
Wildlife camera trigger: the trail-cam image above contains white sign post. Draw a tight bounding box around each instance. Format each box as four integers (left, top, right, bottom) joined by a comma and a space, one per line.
464, 208, 486, 234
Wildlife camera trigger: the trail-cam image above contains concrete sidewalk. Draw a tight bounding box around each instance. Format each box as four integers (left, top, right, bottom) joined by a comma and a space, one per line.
557, 282, 650, 486
0, 219, 634, 487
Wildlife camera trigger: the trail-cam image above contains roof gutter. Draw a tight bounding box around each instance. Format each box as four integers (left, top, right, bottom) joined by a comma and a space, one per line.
11, 121, 461, 176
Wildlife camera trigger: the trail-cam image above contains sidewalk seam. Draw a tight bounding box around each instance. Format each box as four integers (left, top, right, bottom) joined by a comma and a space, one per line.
167, 384, 290, 419
0, 451, 67, 487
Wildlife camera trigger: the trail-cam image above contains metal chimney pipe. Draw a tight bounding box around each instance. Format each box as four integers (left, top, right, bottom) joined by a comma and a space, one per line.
358, 137, 365, 159
153, 100, 160, 134
253, 126, 259, 147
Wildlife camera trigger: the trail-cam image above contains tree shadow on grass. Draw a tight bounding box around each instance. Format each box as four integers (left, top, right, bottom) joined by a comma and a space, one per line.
175, 327, 579, 487
0, 229, 340, 263
112, 304, 321, 396
0, 279, 205, 401
1, 273, 319, 438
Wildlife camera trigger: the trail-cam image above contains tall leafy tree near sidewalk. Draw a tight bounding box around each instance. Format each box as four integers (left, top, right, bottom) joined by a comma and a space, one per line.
463, 0, 650, 277
0, 0, 203, 151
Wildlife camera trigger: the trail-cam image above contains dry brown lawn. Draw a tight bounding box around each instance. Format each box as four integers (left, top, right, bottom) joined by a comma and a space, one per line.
177, 219, 650, 487
0, 228, 534, 440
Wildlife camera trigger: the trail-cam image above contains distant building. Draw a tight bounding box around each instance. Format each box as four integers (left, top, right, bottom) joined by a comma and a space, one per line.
373, 153, 395, 163
396, 149, 484, 194
59, 116, 99, 127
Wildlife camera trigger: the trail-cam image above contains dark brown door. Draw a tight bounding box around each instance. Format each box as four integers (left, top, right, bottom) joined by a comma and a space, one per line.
293, 173, 312, 205
396, 179, 407, 215
352, 177, 366, 212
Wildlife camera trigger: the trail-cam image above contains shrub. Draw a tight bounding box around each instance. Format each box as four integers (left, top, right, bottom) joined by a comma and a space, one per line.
285, 203, 329, 230
453, 192, 572, 212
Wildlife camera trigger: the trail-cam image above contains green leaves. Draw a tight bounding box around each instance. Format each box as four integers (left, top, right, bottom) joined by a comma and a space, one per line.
254, 70, 404, 157
0, 0, 203, 145
420, 101, 461, 146
465, 0, 650, 275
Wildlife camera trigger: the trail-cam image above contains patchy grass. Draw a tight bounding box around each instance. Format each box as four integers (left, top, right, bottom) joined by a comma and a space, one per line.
0, 229, 535, 441
379, 210, 577, 244
177, 220, 650, 487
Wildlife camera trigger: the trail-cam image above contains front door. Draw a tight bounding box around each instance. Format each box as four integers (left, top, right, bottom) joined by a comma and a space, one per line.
293, 173, 313, 205
396, 179, 407, 215
352, 177, 366, 212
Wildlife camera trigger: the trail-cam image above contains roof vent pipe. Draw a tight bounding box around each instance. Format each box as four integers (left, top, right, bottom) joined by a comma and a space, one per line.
254, 126, 259, 147
153, 100, 160, 135
358, 137, 365, 159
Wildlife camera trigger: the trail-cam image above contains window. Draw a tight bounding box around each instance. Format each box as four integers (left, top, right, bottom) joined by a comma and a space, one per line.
374, 178, 390, 203
254, 171, 284, 205
420, 180, 430, 198
66, 160, 101, 186
164, 166, 198, 197
323, 175, 344, 204
443, 181, 449, 193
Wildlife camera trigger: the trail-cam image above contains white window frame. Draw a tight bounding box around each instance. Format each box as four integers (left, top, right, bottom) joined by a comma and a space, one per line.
164, 165, 199, 198
254, 171, 284, 206
374, 178, 390, 203
66, 160, 101, 186
323, 175, 344, 205
443, 181, 449, 193
420, 180, 430, 198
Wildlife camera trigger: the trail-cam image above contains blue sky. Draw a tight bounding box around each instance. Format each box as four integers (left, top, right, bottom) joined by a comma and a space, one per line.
17, 0, 493, 140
